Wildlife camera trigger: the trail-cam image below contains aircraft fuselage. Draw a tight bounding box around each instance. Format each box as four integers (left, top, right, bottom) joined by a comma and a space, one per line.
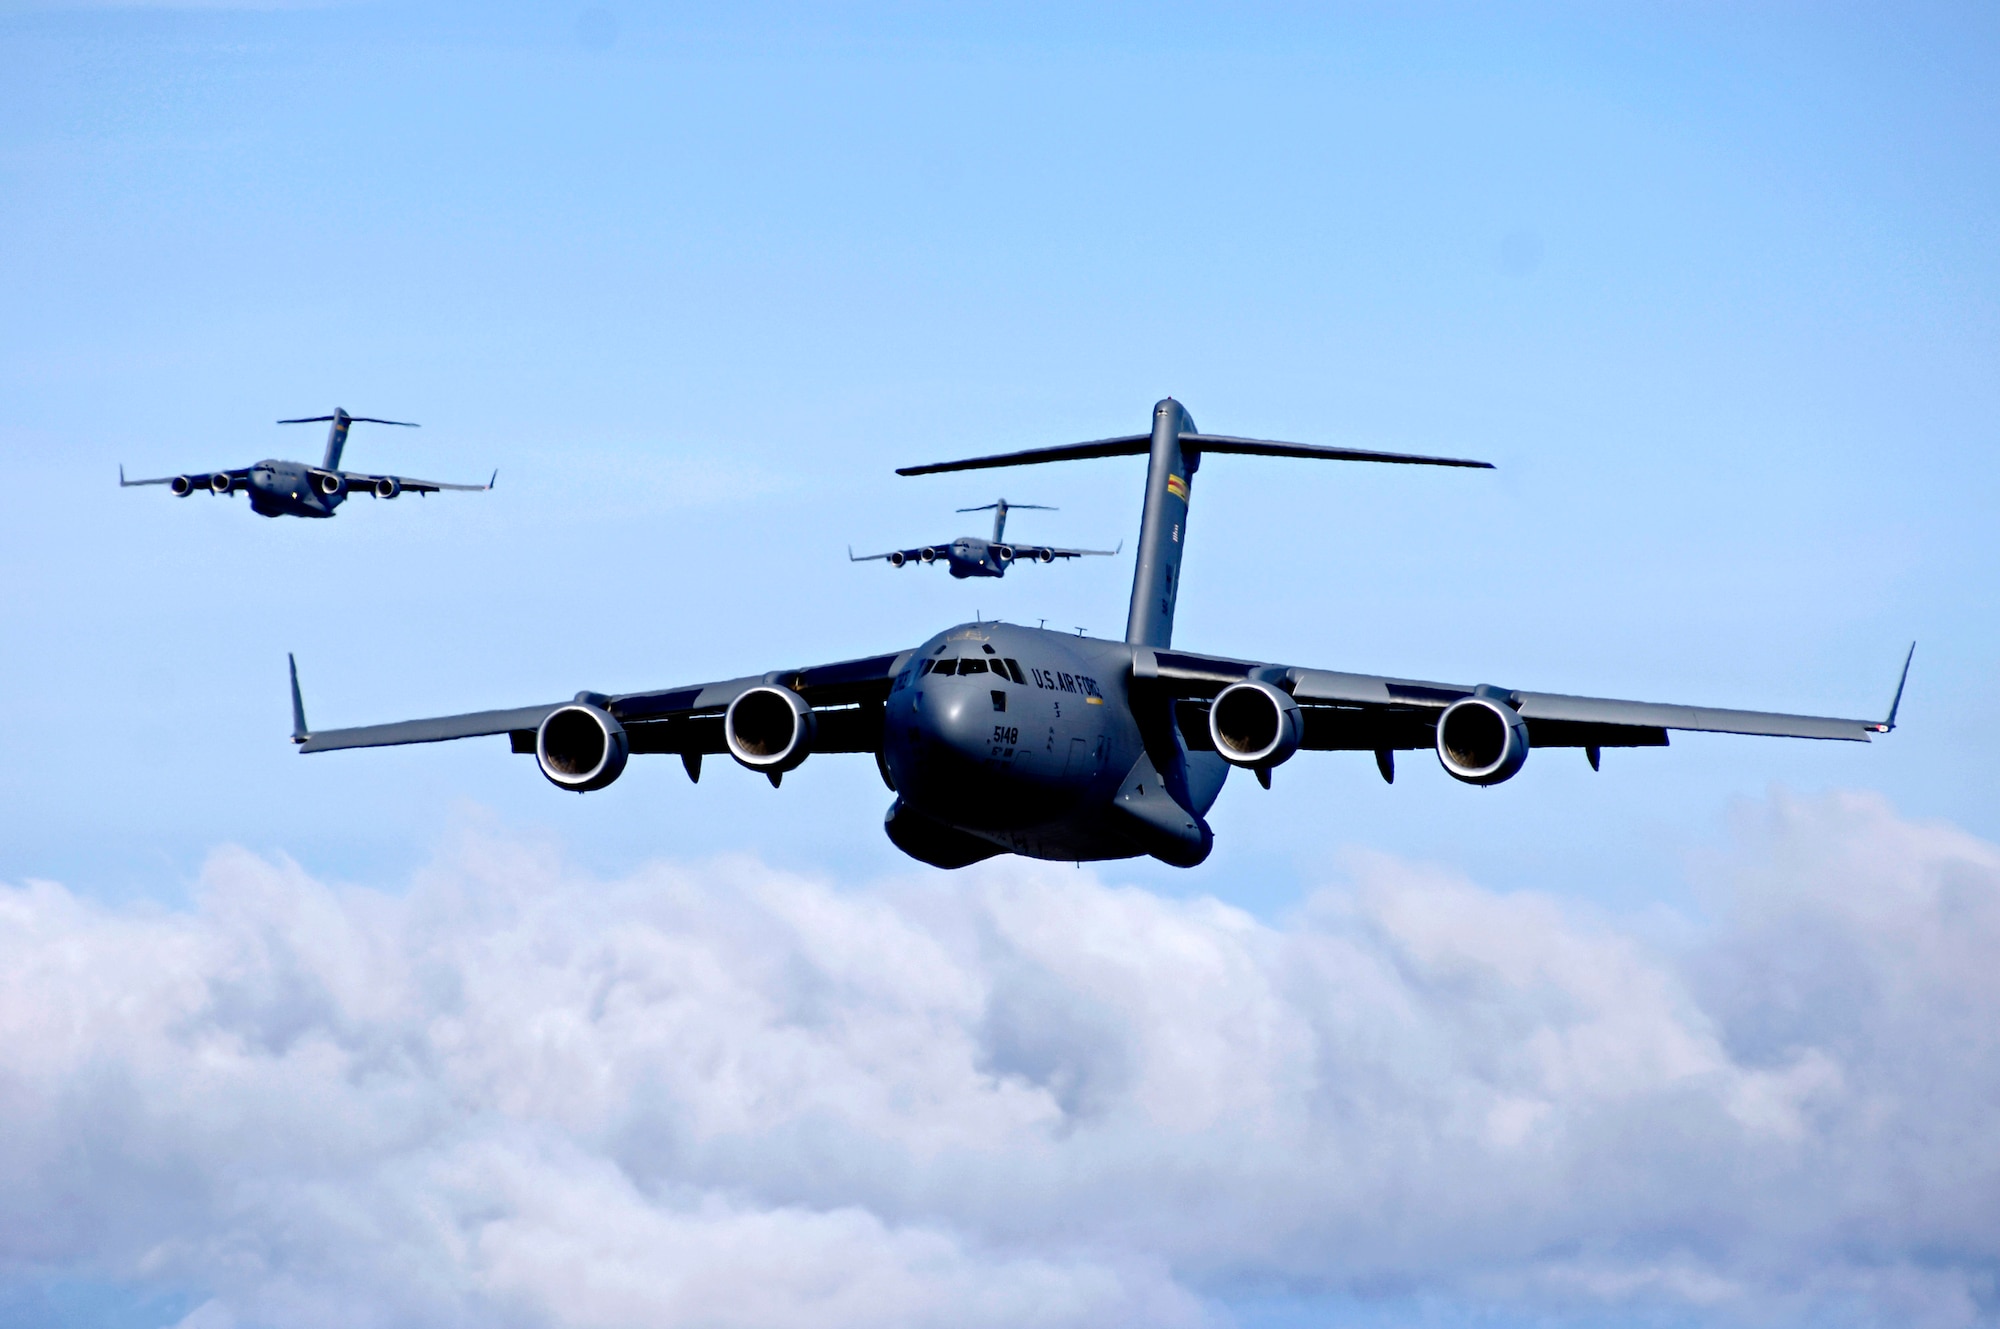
242, 459, 344, 519
882, 621, 1228, 866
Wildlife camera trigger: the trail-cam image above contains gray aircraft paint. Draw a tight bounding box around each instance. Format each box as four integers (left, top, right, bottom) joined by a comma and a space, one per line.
850, 497, 1116, 580
1126, 399, 1197, 647
120, 408, 493, 519
291, 398, 1906, 871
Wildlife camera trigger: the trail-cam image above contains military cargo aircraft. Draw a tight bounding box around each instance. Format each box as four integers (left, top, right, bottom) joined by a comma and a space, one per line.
289, 398, 1910, 869
849, 497, 1119, 578
120, 408, 494, 518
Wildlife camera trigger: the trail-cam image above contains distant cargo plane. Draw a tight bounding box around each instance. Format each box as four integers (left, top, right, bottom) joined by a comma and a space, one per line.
849, 497, 1119, 578
290, 398, 1909, 871
120, 408, 494, 518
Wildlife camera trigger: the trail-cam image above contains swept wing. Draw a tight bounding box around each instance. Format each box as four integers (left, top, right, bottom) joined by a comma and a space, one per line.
292, 649, 914, 756
336, 467, 497, 495
1135, 645, 1911, 755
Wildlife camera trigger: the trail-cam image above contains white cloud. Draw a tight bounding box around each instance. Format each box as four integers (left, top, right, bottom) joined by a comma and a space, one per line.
2, 790, 1998, 1327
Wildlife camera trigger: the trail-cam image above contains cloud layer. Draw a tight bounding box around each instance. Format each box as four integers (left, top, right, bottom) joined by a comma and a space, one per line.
3, 790, 1998, 1327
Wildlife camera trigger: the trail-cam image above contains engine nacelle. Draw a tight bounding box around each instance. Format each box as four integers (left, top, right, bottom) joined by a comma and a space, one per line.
725, 685, 816, 774
887, 550, 906, 567
919, 547, 938, 563
374, 477, 402, 499
209, 472, 234, 494
1435, 693, 1530, 786
994, 545, 1014, 563
1208, 680, 1304, 769
535, 703, 629, 792
314, 471, 345, 497
171, 475, 195, 496
1037, 548, 1055, 563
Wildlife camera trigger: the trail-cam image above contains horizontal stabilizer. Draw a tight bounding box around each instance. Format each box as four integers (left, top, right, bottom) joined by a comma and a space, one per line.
898, 433, 1491, 476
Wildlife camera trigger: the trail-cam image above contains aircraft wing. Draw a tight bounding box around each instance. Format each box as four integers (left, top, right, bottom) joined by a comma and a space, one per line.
120, 465, 249, 490
1008, 543, 1120, 562
293, 648, 917, 756
340, 468, 497, 495
1133, 645, 1911, 753
849, 545, 932, 565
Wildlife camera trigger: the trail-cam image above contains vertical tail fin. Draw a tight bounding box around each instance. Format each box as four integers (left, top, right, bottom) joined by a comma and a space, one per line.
278, 409, 418, 471
1125, 399, 1197, 647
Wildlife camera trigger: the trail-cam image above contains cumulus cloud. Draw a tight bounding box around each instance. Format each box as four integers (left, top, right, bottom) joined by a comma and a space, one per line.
2, 790, 1998, 1327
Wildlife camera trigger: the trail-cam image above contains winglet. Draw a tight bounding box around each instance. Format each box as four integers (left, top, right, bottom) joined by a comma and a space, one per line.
118, 464, 125, 486
1878, 641, 1916, 733
289, 653, 309, 744
489, 469, 498, 490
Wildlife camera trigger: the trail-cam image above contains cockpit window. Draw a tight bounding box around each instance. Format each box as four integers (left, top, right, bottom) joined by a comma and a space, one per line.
1002, 659, 1026, 684
931, 658, 958, 676
958, 657, 989, 675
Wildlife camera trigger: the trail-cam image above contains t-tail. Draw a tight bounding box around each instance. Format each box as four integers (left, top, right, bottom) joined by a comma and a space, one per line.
898, 398, 1494, 648
278, 408, 419, 471
956, 498, 1055, 544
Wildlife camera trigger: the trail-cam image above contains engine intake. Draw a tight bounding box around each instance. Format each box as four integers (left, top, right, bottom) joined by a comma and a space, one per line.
1435, 693, 1530, 785
725, 685, 815, 773
887, 550, 906, 567
209, 472, 234, 494
374, 477, 402, 499
1208, 680, 1304, 769
171, 475, 195, 496
536, 703, 629, 792
994, 545, 1014, 563
314, 471, 345, 497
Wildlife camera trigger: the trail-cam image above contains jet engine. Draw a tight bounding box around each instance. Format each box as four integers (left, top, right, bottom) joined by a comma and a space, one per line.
1036, 548, 1055, 563
1435, 693, 1530, 785
535, 703, 629, 792
920, 547, 938, 563
1207, 680, 1303, 769
374, 477, 402, 499
994, 545, 1014, 563
887, 550, 906, 567
171, 475, 196, 496
209, 472, 234, 494
725, 685, 816, 774
314, 471, 346, 497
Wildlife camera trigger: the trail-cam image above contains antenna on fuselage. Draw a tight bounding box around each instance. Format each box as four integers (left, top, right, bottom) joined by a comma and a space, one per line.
279, 408, 419, 471
901, 400, 1492, 649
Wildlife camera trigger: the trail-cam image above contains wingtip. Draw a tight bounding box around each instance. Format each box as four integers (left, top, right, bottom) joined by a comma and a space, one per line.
1883, 641, 1916, 732
288, 652, 309, 744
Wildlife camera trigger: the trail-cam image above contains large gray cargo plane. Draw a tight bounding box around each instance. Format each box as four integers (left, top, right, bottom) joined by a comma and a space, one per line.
121, 408, 494, 518
849, 497, 1119, 578
289, 398, 1910, 869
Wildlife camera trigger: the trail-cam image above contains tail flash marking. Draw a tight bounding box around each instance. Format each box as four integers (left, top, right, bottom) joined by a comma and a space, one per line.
1166, 474, 1189, 501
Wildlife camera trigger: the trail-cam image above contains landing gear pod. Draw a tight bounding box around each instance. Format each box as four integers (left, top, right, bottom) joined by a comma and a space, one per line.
536, 703, 629, 792
1435, 693, 1530, 785
725, 686, 816, 774
1208, 681, 1303, 769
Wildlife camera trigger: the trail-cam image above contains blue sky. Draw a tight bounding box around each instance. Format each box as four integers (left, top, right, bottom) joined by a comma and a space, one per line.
3, 4, 1999, 1326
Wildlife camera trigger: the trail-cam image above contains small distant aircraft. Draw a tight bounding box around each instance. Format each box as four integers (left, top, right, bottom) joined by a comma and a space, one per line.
120, 407, 494, 519
849, 497, 1119, 579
